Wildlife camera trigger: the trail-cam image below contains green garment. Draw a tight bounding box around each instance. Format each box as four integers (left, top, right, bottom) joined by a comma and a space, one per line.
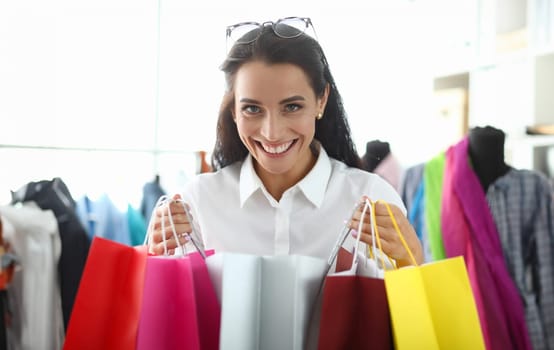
424, 152, 447, 260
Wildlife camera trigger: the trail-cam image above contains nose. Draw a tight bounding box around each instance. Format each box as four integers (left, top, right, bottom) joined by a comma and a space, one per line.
260, 112, 283, 141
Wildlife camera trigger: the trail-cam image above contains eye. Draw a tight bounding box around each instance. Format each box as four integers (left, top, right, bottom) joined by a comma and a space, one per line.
284, 103, 302, 113
241, 104, 262, 116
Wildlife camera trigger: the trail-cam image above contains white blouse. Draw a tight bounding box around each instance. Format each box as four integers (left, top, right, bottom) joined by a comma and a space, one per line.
182, 146, 405, 260
0, 202, 65, 350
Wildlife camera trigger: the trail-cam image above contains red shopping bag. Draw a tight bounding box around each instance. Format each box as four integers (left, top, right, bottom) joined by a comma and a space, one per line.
136, 250, 220, 350
317, 274, 393, 350
63, 236, 148, 350
317, 199, 394, 350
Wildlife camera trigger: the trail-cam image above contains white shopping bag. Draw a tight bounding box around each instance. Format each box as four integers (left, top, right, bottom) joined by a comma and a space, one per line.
206, 253, 327, 350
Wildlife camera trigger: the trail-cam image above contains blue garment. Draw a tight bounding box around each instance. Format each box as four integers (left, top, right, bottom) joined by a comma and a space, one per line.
401, 164, 432, 262
408, 181, 424, 239
140, 179, 166, 222
76, 194, 131, 245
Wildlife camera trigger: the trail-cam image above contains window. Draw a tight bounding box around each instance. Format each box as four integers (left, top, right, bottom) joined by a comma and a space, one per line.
0, 0, 444, 204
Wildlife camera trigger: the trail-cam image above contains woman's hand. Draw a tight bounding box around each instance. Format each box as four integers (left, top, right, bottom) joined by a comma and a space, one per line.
349, 197, 424, 267
148, 194, 193, 255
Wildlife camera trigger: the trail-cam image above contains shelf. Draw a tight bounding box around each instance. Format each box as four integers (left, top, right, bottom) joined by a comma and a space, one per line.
430, 0, 554, 176
506, 134, 554, 174
507, 134, 554, 147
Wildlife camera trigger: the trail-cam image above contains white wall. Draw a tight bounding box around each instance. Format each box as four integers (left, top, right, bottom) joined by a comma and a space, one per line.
0, 0, 467, 205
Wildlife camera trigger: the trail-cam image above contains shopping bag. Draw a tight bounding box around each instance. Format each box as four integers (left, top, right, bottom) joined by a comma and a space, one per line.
63, 236, 148, 350
206, 252, 327, 350
386, 256, 485, 349
317, 275, 393, 350
379, 201, 486, 350
317, 199, 393, 350
137, 195, 220, 350
136, 251, 219, 350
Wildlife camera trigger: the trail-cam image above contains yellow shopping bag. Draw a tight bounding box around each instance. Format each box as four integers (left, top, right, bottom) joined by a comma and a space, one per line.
385, 256, 484, 349
374, 201, 485, 350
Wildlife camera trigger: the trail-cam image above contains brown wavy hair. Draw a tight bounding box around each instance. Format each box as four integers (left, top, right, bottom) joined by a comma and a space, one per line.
211, 25, 362, 171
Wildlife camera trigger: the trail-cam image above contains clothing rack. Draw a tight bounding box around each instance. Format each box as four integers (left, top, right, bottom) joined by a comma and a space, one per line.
0, 144, 208, 206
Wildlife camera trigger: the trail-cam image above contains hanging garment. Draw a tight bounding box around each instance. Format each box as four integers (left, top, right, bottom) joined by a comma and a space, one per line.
140, 178, 165, 221
441, 137, 532, 350
441, 145, 495, 350
10, 178, 90, 329
373, 153, 403, 192
400, 163, 432, 262
423, 152, 447, 260
75, 194, 131, 245
127, 204, 147, 246
0, 203, 65, 350
487, 169, 554, 350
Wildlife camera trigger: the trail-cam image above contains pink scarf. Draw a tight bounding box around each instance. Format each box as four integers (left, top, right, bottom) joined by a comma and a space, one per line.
441, 137, 531, 350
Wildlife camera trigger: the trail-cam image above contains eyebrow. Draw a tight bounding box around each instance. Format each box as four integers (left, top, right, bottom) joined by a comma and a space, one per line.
238, 95, 306, 105
280, 95, 305, 104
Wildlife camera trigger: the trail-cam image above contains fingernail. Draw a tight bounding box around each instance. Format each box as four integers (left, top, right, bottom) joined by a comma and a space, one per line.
351, 230, 358, 238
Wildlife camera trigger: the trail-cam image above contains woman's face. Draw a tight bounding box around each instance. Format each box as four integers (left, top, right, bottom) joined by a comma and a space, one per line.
232, 61, 328, 184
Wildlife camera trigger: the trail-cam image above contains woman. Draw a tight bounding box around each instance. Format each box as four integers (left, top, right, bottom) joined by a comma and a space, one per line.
148, 17, 423, 267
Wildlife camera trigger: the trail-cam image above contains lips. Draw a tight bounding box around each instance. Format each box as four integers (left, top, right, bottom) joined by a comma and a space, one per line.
258, 140, 297, 155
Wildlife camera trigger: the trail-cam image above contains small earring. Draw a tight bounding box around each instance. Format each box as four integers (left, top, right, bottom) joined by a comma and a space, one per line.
316, 112, 323, 120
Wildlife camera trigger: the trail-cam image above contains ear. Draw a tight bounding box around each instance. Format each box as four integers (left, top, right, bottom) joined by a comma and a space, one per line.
318, 83, 330, 113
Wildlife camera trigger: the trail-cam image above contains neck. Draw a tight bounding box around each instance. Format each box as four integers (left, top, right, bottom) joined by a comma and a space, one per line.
468, 126, 510, 190
255, 150, 318, 202
260, 175, 295, 202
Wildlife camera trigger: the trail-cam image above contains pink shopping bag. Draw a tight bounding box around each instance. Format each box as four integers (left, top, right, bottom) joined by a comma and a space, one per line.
136, 250, 219, 350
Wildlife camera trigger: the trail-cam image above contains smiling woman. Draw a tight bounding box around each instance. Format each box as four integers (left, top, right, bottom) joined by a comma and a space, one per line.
146, 17, 424, 269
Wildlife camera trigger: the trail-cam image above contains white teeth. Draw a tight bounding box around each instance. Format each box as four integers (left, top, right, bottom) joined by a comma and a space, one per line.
262, 140, 294, 154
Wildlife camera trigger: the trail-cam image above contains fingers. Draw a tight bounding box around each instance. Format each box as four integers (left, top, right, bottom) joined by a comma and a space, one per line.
349, 200, 393, 237
348, 199, 421, 264
151, 220, 193, 243
153, 211, 191, 231
149, 194, 194, 255
150, 234, 190, 255
155, 198, 188, 218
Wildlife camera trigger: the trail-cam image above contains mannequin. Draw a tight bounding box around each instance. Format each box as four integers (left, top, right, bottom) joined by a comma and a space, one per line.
362, 140, 391, 172
468, 125, 511, 191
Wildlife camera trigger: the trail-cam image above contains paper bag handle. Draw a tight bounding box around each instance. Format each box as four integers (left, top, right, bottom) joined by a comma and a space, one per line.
144, 195, 206, 259
372, 200, 418, 268
364, 198, 396, 270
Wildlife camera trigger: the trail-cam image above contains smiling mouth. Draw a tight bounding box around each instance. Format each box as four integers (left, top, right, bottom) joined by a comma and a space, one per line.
257, 140, 297, 155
